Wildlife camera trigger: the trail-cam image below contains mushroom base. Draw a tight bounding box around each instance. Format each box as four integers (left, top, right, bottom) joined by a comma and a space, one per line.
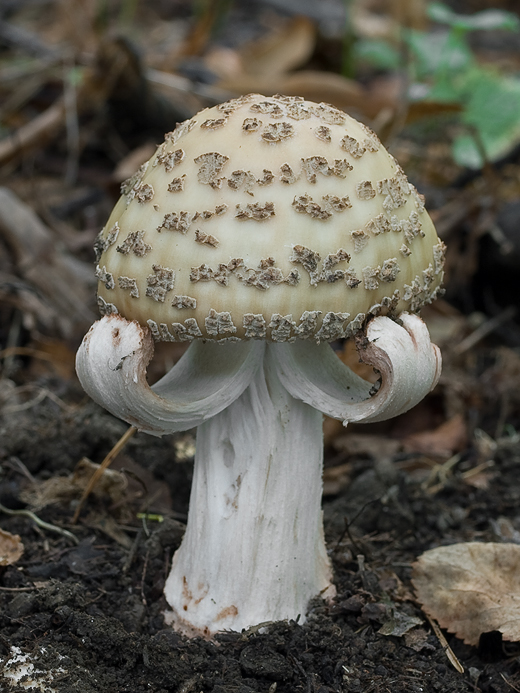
163, 344, 336, 637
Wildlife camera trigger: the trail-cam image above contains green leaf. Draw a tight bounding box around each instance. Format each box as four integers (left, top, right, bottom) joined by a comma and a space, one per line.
453, 69, 520, 167
452, 135, 483, 169
428, 2, 520, 32
353, 38, 401, 71
406, 28, 472, 83
406, 30, 448, 77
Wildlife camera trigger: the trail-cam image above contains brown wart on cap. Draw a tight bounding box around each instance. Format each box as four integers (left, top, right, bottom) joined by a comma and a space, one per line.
116, 230, 152, 257
145, 265, 175, 302
315, 126, 332, 142
356, 180, 376, 200
157, 211, 192, 234
195, 152, 229, 188
194, 229, 220, 247
261, 122, 294, 142
234, 201, 275, 220
118, 276, 139, 298
154, 146, 185, 172
77, 93, 444, 639
280, 163, 299, 184
168, 176, 186, 193
95, 265, 114, 290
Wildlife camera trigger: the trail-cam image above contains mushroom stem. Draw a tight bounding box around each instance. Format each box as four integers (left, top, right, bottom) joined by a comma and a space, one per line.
164, 343, 335, 637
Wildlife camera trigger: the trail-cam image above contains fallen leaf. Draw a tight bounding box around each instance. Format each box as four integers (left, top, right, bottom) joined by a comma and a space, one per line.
112, 143, 157, 185
322, 461, 352, 496
20, 457, 128, 510
412, 542, 520, 646
0, 529, 24, 566
218, 70, 388, 121
378, 610, 423, 637
402, 413, 467, 458
404, 627, 433, 651
490, 517, 520, 544
331, 432, 401, 459
239, 16, 316, 77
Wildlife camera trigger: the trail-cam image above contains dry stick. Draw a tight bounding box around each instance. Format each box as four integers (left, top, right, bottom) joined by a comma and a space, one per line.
0, 502, 79, 545
0, 97, 67, 167
425, 613, 464, 674
453, 305, 517, 355
0, 346, 55, 361
501, 673, 520, 693
71, 426, 137, 524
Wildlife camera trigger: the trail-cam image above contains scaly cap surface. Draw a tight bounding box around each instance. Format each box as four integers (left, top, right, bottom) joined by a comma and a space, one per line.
95, 93, 445, 342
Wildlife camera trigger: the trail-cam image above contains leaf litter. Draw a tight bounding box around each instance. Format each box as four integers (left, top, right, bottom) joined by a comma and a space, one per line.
413, 542, 520, 647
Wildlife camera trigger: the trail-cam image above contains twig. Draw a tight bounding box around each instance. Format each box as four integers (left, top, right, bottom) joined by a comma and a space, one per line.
3, 456, 37, 484
0, 19, 61, 59
0, 346, 56, 362
2, 388, 47, 413
453, 306, 517, 355
422, 454, 461, 495
0, 502, 79, 545
425, 613, 464, 674
122, 527, 143, 574
460, 460, 495, 480
1, 384, 73, 414
140, 549, 150, 605
147, 68, 230, 103
3, 308, 22, 377
0, 37, 128, 168
71, 426, 137, 524
501, 673, 520, 692
0, 96, 68, 167
0, 187, 96, 338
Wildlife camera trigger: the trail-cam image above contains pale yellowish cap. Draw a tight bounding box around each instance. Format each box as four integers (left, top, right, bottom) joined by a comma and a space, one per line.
95, 93, 445, 342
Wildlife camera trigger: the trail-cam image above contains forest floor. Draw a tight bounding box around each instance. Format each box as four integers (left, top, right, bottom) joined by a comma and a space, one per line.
1, 381, 520, 692
2, 0, 520, 691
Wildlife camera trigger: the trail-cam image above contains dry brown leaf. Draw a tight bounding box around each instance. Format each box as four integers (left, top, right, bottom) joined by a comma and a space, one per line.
392, 0, 428, 30
412, 542, 520, 646
332, 432, 401, 459
218, 70, 388, 121
28, 337, 77, 381
112, 143, 157, 185
322, 462, 353, 497
404, 627, 431, 652
406, 100, 463, 123
239, 16, 316, 78
21, 457, 128, 510
0, 529, 24, 566
402, 413, 467, 458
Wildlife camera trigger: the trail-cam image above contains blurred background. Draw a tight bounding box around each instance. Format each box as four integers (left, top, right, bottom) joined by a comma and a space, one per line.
2, 0, 520, 495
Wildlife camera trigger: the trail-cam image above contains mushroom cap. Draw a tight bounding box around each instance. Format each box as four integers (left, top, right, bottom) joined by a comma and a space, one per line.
95, 93, 445, 342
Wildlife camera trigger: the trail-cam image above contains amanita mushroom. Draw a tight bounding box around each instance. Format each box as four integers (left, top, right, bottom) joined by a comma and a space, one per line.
76, 93, 444, 637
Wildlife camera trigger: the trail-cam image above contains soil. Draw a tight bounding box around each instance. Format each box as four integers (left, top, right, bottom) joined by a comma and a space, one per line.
1, 384, 519, 693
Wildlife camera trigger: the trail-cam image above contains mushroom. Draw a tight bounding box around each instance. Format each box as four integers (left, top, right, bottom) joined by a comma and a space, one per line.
76, 94, 444, 638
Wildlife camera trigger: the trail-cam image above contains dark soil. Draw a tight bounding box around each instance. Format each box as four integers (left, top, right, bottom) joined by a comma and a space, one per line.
1, 386, 519, 693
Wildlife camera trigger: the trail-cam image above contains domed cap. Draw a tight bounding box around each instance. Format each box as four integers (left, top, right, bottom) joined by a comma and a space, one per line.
95, 93, 445, 342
